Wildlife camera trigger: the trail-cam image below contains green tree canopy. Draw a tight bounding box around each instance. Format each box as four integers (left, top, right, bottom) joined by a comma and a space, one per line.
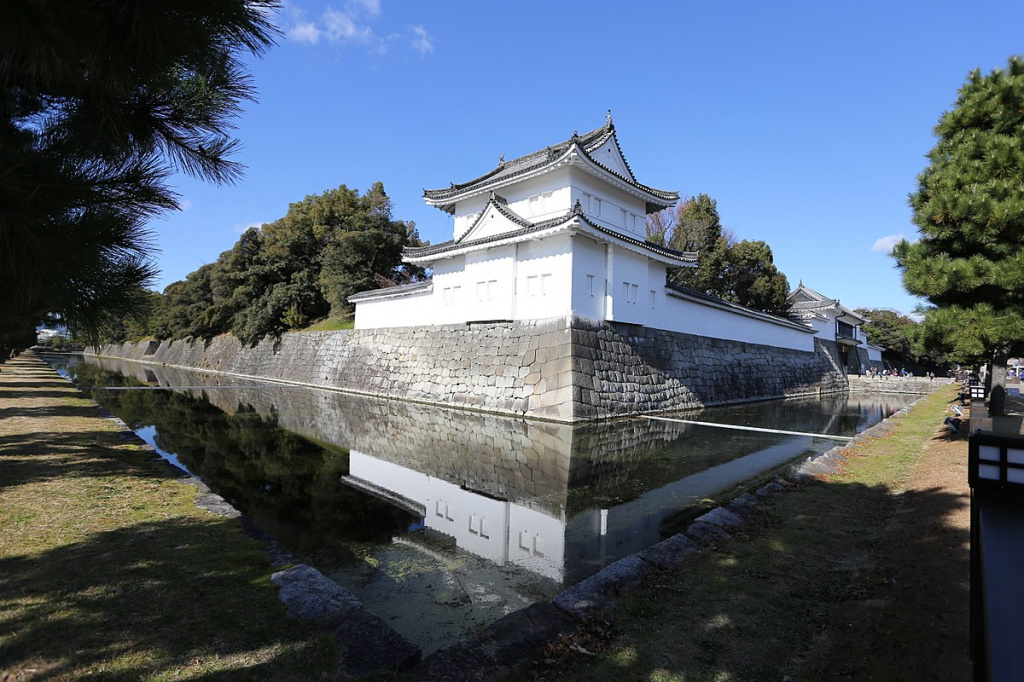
854, 308, 916, 366
648, 194, 790, 314
894, 55, 1024, 411
142, 183, 424, 345
724, 240, 790, 315
0, 0, 279, 358
665, 194, 731, 296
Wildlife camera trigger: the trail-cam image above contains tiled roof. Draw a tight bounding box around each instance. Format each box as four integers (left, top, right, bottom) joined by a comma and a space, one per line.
404, 197, 696, 264
347, 280, 432, 303
786, 283, 865, 322
423, 115, 678, 213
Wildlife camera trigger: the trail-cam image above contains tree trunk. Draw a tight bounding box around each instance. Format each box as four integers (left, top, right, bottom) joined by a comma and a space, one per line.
989, 348, 1009, 416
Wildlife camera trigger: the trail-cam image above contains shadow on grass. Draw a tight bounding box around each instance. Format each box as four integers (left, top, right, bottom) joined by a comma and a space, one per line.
0, 380, 76, 390
0, 430, 170, 491
520, 476, 971, 682
0, 399, 113, 419
0, 516, 334, 681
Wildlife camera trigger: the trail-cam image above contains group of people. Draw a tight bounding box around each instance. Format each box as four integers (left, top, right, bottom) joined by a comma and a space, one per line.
866, 367, 937, 380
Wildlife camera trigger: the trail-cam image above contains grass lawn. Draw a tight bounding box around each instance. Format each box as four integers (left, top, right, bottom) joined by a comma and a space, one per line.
300, 317, 355, 332
0, 354, 337, 681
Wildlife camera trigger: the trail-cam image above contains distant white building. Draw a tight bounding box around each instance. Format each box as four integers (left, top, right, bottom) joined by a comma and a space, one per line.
351, 114, 815, 352
786, 283, 881, 372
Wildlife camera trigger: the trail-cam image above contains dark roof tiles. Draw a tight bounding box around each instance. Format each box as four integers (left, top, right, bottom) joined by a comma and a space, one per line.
423, 118, 677, 212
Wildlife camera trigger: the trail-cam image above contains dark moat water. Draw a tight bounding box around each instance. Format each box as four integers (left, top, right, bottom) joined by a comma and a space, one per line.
43, 353, 911, 654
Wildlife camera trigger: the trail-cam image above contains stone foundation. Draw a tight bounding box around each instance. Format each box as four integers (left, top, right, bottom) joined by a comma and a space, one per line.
847, 375, 952, 395
91, 315, 846, 422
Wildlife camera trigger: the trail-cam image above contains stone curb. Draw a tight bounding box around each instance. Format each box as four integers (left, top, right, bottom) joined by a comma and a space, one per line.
552, 554, 655, 620
272, 565, 421, 678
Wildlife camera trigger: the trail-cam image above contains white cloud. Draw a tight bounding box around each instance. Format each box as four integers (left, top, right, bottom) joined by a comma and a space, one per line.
282, 1, 433, 56
870, 233, 905, 253
233, 221, 264, 235
410, 25, 434, 55
289, 21, 322, 45
179, 198, 193, 211
323, 7, 374, 43
352, 0, 381, 17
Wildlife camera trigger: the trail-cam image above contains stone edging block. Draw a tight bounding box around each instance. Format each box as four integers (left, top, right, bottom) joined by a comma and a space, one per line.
552, 554, 654, 620
638, 533, 701, 569
410, 602, 577, 681
272, 564, 421, 677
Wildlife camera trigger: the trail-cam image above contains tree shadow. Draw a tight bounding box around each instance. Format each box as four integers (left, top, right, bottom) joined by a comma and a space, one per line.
0, 430, 171, 491
0, 399, 110, 420
0, 517, 334, 680
0, 380, 75, 390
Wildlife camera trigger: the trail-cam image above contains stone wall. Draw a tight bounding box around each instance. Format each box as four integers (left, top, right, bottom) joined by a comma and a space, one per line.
847, 375, 952, 395
571, 319, 847, 420
92, 315, 846, 422
95, 317, 574, 419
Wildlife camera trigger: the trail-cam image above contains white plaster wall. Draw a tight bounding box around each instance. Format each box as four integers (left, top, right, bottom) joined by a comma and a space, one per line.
608, 247, 650, 325
806, 315, 836, 341
588, 138, 632, 179
568, 169, 648, 238
464, 245, 516, 321
432, 255, 470, 325
452, 194, 490, 241
514, 235, 572, 321
452, 170, 574, 240
570, 236, 607, 320
507, 175, 572, 223
654, 293, 815, 351
646, 260, 670, 322
354, 289, 433, 329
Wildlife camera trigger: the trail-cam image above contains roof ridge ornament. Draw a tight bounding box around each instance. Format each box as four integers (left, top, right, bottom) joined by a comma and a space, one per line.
498, 153, 505, 165
573, 199, 584, 216
606, 109, 613, 128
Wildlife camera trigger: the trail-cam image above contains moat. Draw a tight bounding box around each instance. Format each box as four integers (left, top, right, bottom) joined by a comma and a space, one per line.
46, 354, 909, 655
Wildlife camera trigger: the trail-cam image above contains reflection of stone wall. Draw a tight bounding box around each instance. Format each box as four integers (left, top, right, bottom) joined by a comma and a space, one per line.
92, 315, 846, 422
88, 359, 695, 515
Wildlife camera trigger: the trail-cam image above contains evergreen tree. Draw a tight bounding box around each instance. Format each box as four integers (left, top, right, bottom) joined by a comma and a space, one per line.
723, 240, 790, 315
145, 183, 423, 344
854, 307, 917, 367
667, 194, 730, 295
0, 0, 279, 357
894, 56, 1024, 413
649, 194, 790, 314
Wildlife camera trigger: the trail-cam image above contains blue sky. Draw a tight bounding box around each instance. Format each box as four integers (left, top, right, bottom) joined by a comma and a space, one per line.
155, 0, 1024, 316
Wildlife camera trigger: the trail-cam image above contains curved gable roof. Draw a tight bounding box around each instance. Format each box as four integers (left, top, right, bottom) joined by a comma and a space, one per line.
786, 283, 866, 323
423, 114, 678, 214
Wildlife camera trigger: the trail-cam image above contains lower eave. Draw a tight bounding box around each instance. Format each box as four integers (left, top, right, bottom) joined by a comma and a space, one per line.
403, 216, 696, 268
